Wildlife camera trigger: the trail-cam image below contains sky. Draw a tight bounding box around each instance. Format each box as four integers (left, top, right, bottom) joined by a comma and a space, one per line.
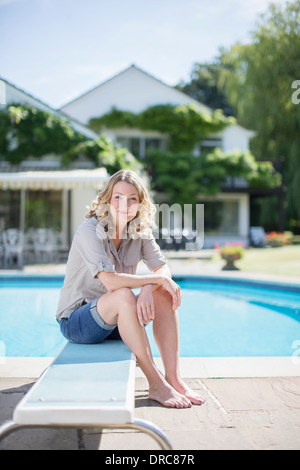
0, 0, 286, 109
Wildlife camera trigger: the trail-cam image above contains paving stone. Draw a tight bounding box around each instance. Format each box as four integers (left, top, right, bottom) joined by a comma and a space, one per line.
1, 375, 300, 450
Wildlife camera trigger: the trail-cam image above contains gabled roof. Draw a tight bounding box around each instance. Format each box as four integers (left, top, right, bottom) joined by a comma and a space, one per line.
0, 75, 99, 140
59, 64, 212, 114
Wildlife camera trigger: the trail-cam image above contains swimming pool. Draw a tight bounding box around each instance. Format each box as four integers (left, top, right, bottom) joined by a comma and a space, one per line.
0, 275, 64, 358
1, 274, 300, 358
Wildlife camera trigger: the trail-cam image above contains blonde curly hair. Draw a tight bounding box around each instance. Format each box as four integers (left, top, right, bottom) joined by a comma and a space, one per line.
86, 169, 157, 238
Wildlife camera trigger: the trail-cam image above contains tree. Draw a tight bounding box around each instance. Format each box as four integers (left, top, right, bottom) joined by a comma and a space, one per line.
145, 148, 280, 207
177, 62, 235, 116
218, 1, 300, 230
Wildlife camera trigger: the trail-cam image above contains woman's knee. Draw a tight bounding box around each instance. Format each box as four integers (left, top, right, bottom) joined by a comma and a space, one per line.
153, 285, 173, 307
115, 287, 137, 306
154, 285, 170, 300
96, 288, 136, 325
114, 288, 137, 322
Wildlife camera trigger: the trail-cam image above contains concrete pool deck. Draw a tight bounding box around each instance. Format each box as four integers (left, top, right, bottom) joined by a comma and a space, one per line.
1, 255, 300, 450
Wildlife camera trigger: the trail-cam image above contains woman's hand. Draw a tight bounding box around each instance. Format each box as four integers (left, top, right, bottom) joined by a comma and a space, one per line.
159, 276, 182, 311
136, 285, 155, 327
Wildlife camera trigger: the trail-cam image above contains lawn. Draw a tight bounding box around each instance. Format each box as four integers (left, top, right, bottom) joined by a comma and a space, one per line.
234, 245, 300, 278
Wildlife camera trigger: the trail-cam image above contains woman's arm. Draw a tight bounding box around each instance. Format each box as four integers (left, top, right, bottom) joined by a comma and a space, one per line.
138, 263, 171, 293
97, 271, 164, 292
152, 264, 181, 310
152, 263, 172, 280
97, 265, 180, 309
136, 264, 174, 326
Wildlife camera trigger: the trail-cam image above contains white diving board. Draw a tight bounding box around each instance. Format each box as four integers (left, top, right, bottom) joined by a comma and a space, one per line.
0, 341, 172, 450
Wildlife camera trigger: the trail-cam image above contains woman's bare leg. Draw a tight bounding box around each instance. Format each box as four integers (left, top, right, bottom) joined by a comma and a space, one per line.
96, 288, 191, 408
152, 286, 205, 405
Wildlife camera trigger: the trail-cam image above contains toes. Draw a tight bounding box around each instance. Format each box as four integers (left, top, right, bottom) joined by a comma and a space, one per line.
167, 397, 191, 408
182, 386, 206, 405
188, 395, 205, 405
177, 397, 192, 408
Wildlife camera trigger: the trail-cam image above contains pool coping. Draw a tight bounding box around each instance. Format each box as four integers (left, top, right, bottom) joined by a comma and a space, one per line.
175, 274, 300, 292
1, 356, 299, 379
1, 270, 300, 290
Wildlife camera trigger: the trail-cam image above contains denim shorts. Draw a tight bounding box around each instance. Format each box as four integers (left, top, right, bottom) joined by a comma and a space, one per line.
59, 298, 122, 344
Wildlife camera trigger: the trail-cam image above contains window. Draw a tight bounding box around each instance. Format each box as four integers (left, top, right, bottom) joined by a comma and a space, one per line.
116, 137, 140, 156
129, 138, 140, 157
145, 138, 162, 155
203, 200, 239, 234
116, 136, 164, 158
199, 139, 222, 155
25, 190, 63, 231
0, 190, 21, 230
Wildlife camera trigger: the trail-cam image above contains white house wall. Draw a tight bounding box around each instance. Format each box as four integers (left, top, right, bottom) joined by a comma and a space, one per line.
221, 124, 255, 152
60, 65, 212, 125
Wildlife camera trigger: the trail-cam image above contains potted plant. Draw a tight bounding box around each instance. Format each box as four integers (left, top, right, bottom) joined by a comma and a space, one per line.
265, 231, 293, 247
219, 242, 244, 270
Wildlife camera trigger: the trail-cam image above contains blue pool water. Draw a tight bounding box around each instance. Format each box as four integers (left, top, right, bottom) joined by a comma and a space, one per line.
0, 276, 64, 357
1, 275, 300, 358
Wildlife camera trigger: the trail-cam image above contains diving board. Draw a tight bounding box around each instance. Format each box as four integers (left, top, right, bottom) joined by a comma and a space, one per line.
0, 341, 172, 450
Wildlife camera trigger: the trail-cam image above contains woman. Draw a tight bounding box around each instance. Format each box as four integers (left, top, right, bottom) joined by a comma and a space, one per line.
56, 169, 205, 408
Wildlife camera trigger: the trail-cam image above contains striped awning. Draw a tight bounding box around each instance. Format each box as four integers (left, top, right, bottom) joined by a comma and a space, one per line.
0, 168, 108, 190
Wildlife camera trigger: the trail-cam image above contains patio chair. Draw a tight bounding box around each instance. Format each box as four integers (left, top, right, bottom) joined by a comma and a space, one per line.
249, 226, 266, 247
53, 231, 69, 263
0, 341, 172, 450
32, 228, 57, 263
2, 229, 24, 269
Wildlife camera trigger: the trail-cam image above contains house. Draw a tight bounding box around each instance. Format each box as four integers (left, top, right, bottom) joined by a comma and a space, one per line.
0, 77, 108, 250
60, 64, 256, 248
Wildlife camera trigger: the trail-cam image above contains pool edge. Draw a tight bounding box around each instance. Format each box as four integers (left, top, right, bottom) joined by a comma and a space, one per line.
1, 356, 299, 379
1, 271, 300, 290
172, 273, 300, 292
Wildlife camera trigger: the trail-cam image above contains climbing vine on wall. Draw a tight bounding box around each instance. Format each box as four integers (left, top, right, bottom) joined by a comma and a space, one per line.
89, 104, 235, 152
0, 104, 141, 174
89, 104, 280, 205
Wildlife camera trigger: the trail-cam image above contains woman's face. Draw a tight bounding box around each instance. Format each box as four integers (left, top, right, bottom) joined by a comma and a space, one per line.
109, 181, 140, 226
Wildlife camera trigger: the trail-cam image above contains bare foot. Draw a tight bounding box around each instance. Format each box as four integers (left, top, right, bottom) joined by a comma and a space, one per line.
149, 381, 192, 409
166, 376, 205, 405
